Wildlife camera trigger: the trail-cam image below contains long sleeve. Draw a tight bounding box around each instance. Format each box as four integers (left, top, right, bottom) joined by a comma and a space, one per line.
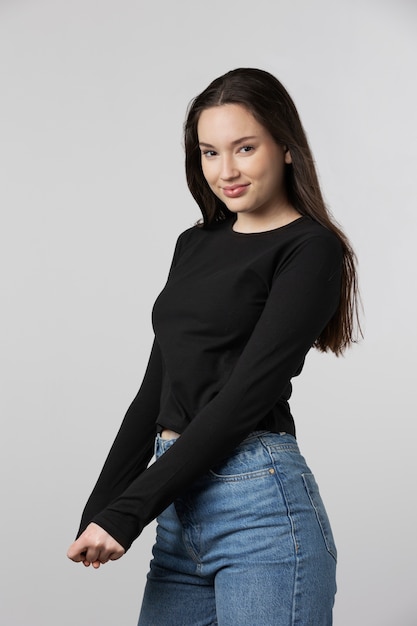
91, 229, 343, 550
76, 338, 163, 539
76, 232, 187, 539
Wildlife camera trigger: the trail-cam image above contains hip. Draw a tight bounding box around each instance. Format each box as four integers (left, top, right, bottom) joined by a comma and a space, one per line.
154, 430, 337, 562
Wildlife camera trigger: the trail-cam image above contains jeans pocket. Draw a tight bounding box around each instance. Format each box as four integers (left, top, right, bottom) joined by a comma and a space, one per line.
154, 434, 178, 459
302, 473, 337, 561
208, 466, 273, 481
208, 448, 274, 481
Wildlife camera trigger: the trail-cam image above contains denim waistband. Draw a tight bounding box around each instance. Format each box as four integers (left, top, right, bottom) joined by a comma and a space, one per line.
243, 429, 272, 440
155, 429, 291, 458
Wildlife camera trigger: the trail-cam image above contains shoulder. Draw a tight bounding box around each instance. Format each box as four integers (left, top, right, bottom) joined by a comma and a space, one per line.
175, 218, 230, 247
253, 217, 343, 265
270, 218, 343, 280
170, 223, 208, 266
172, 224, 200, 256
175, 223, 202, 244
290, 218, 343, 257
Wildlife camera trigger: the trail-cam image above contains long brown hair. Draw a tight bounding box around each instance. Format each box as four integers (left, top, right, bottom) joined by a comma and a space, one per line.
184, 68, 361, 355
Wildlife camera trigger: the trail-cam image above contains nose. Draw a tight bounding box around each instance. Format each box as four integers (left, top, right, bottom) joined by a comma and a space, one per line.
220, 154, 239, 181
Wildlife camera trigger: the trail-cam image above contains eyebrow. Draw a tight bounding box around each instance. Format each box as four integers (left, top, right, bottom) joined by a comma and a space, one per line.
198, 135, 258, 148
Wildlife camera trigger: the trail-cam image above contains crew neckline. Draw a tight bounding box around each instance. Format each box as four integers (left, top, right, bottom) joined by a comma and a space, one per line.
229, 215, 307, 236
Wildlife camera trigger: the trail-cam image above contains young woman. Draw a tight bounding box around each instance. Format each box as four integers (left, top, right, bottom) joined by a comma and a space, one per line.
67, 68, 360, 625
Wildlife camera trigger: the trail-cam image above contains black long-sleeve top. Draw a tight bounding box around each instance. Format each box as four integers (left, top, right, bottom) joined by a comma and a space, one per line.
77, 215, 343, 550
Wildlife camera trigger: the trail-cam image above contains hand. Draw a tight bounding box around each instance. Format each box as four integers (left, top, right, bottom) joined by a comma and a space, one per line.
67, 522, 125, 569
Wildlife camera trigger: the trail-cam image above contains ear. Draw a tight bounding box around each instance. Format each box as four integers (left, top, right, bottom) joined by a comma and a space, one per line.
283, 146, 292, 164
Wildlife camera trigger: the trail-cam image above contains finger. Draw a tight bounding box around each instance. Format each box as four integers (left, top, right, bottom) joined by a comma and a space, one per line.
84, 546, 101, 565
68, 552, 84, 563
67, 544, 86, 563
96, 544, 124, 565
82, 555, 101, 568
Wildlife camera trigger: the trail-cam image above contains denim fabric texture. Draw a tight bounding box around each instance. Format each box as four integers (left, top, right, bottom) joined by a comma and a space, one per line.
138, 432, 337, 626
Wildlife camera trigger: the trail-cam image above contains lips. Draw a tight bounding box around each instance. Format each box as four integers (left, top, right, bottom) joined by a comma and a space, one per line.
222, 184, 250, 198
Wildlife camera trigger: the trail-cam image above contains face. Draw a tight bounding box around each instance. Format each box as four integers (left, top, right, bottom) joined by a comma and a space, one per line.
197, 103, 292, 220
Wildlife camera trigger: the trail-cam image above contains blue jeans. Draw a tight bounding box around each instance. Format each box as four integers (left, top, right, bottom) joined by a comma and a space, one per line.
138, 432, 337, 626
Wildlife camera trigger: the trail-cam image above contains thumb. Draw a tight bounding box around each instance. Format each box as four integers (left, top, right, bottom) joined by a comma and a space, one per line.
67, 538, 87, 562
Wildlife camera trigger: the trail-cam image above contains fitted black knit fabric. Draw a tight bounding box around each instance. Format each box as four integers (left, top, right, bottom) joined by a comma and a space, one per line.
77, 216, 342, 550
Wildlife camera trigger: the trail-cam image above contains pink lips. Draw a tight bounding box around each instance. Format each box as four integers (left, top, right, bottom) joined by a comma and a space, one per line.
222, 184, 250, 198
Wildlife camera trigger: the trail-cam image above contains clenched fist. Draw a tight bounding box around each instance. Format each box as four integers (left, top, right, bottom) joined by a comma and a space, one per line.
67, 522, 125, 569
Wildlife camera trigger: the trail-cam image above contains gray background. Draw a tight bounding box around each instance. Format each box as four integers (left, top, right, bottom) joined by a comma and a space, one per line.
1, 0, 416, 624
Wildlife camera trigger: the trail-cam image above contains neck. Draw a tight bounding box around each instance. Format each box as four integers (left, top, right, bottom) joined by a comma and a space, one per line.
233, 206, 301, 234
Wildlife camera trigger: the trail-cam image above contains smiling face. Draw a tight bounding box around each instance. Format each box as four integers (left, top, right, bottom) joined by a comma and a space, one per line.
197, 103, 294, 229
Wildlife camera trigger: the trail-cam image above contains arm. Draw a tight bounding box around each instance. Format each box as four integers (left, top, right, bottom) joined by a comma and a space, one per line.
67, 340, 163, 567
75, 339, 163, 539
90, 234, 343, 550
74, 230, 188, 539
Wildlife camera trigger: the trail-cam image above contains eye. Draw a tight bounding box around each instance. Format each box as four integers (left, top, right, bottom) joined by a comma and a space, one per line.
239, 145, 254, 154
201, 149, 217, 158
